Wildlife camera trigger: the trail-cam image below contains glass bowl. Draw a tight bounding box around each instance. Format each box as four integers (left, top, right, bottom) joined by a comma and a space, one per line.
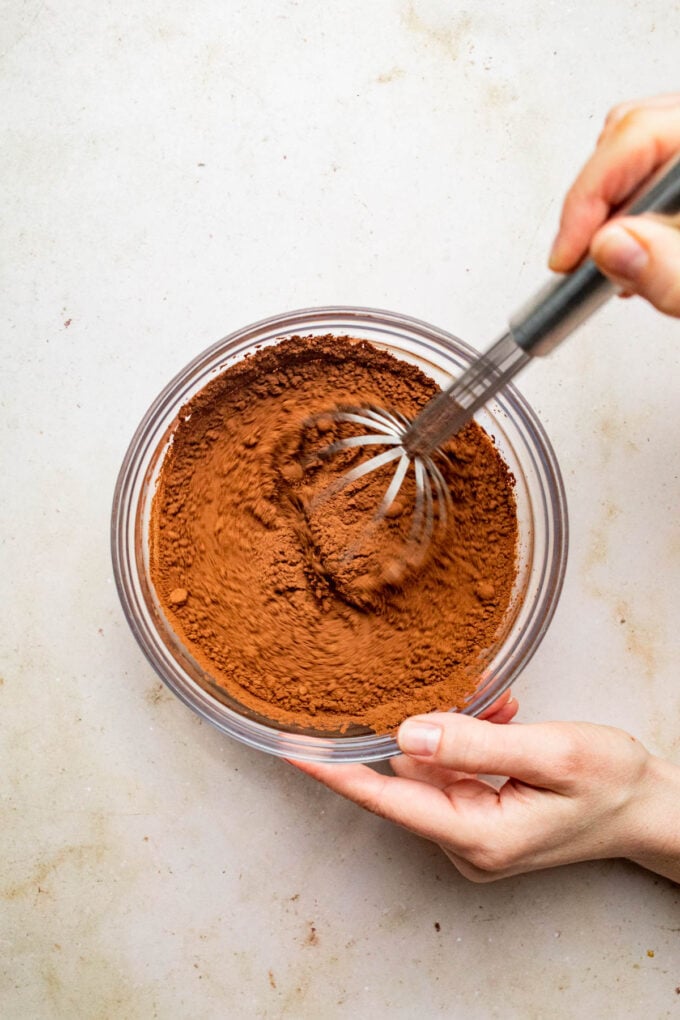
111, 306, 568, 762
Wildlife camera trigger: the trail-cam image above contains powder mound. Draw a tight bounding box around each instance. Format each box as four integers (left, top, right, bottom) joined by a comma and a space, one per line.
149, 334, 518, 735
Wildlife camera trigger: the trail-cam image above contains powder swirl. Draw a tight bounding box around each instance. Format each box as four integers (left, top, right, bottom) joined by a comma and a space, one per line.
150, 335, 518, 735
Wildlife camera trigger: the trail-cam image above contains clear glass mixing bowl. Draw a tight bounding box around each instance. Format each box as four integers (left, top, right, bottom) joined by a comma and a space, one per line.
111, 307, 568, 762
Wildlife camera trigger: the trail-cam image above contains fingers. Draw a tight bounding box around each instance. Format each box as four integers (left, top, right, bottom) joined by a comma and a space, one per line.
289, 721, 656, 883
291, 693, 519, 798
397, 712, 582, 791
287, 758, 492, 846
388, 691, 518, 786
602, 93, 680, 134
479, 688, 513, 720
290, 754, 545, 872
390, 753, 476, 789
479, 693, 519, 725
549, 95, 680, 272
590, 212, 680, 316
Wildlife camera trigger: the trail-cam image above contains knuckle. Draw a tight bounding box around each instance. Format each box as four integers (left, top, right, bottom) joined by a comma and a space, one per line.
658, 293, 680, 317
619, 731, 650, 773
644, 214, 680, 315
559, 184, 598, 230
551, 725, 594, 775
560, 186, 582, 220
604, 99, 634, 127
653, 276, 680, 317
600, 100, 643, 140
551, 723, 650, 783
611, 106, 648, 137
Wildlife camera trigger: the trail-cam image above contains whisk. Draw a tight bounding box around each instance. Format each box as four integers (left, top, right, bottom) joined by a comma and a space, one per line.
315, 154, 680, 553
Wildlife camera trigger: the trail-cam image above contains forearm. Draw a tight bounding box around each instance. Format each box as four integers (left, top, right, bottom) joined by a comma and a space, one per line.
627, 755, 680, 884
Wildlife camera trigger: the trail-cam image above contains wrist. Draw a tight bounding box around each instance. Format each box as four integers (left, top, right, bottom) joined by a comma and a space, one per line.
625, 753, 680, 883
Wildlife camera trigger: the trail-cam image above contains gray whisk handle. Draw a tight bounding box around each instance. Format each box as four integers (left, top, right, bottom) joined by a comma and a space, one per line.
509, 153, 680, 357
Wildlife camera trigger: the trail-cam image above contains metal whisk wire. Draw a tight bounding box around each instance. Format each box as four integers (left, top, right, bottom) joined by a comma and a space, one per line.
304, 152, 680, 562
312, 406, 453, 554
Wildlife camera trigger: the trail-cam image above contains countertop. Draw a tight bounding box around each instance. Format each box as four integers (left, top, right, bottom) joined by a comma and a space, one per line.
2, 2, 679, 1017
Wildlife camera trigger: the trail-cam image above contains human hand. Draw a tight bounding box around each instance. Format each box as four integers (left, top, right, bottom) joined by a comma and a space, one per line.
549, 93, 680, 317
291, 708, 680, 883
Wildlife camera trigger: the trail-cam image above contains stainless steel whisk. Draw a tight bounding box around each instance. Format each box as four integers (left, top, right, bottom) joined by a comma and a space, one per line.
316, 154, 680, 553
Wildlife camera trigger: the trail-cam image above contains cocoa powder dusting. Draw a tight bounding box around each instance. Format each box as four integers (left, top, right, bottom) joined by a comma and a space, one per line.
150, 335, 518, 736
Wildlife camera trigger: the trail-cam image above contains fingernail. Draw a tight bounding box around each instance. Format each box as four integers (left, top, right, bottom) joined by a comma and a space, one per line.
596, 225, 648, 281
398, 721, 441, 756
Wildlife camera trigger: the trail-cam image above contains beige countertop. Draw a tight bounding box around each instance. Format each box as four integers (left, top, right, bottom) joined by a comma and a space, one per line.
2, 1, 679, 1016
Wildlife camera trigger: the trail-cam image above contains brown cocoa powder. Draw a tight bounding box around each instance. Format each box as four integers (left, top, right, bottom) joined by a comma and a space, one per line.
149, 334, 518, 735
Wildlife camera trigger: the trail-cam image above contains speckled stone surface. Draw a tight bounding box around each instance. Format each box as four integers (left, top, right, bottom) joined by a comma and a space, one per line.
2, 2, 679, 1017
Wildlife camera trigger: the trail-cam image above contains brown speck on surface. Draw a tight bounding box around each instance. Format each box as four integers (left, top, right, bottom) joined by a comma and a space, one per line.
145, 682, 170, 706
647, 949, 655, 958
4, 843, 107, 900
268, 969, 276, 989
306, 922, 318, 946
290, 893, 300, 901
376, 66, 405, 84
63, 318, 72, 328
403, 3, 473, 61
434, 921, 441, 932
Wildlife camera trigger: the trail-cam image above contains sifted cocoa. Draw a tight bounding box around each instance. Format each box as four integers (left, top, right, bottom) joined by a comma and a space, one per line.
149, 335, 518, 735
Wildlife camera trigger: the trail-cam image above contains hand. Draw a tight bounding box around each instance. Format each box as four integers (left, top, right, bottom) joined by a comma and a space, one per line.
549, 93, 680, 317
290, 706, 680, 883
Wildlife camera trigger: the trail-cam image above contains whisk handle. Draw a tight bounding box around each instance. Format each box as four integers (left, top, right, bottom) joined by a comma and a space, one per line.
509, 152, 680, 357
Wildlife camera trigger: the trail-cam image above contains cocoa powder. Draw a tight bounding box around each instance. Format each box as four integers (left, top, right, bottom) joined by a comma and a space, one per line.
150, 335, 518, 735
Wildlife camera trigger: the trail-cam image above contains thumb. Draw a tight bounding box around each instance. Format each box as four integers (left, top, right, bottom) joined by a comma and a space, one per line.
591, 213, 680, 316
397, 712, 581, 791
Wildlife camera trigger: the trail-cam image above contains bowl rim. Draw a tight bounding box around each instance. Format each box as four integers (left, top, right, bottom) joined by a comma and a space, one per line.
111, 305, 569, 762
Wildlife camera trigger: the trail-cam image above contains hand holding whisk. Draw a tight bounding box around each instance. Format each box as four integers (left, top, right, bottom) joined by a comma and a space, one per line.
311, 154, 680, 558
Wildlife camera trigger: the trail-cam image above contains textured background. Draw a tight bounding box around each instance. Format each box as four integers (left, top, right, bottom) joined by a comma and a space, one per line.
2, 1, 679, 1016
